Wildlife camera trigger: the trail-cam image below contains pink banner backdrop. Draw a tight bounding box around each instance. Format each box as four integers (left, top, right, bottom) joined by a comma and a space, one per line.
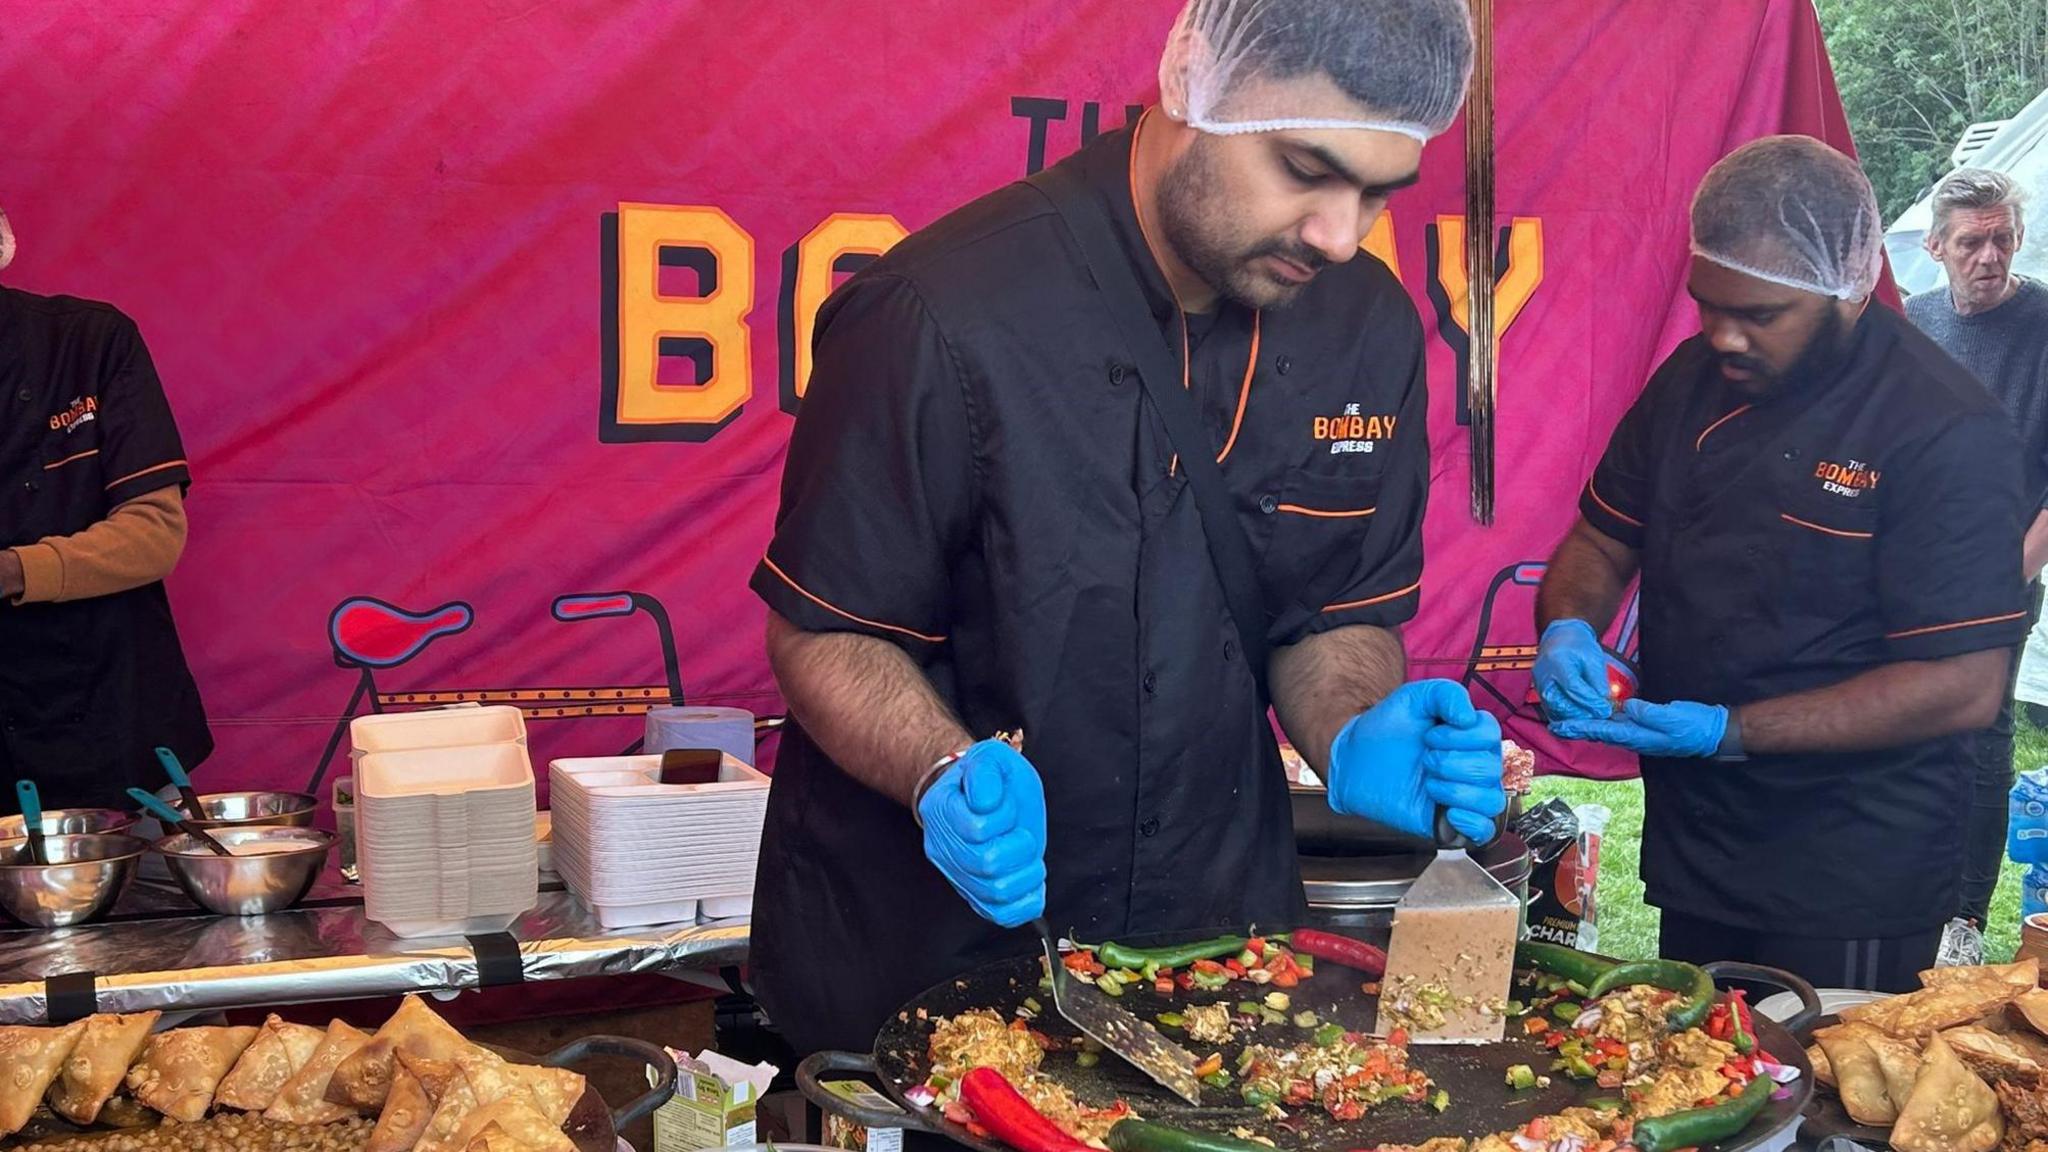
0, 0, 1867, 793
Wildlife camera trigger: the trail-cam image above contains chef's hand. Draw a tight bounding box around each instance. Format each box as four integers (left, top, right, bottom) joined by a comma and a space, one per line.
1531, 619, 1628, 722
1551, 698, 1729, 758
917, 739, 1047, 927
1326, 680, 1507, 844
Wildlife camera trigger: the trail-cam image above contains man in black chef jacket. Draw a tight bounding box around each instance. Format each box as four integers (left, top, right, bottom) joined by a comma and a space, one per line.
0, 205, 212, 809
1533, 137, 2028, 992
750, 0, 1507, 1056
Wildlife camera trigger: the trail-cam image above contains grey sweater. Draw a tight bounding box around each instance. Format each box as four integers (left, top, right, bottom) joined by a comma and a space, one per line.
1907, 277, 2048, 507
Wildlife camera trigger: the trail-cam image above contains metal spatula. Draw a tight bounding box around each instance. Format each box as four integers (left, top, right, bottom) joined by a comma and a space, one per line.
1375, 811, 1521, 1043
1034, 918, 1203, 1103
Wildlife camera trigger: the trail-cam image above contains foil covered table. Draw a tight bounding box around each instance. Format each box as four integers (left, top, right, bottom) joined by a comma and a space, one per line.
0, 869, 749, 1023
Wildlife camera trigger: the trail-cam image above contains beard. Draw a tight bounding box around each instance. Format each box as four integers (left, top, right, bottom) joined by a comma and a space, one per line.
1156, 140, 1327, 310
1717, 307, 1855, 396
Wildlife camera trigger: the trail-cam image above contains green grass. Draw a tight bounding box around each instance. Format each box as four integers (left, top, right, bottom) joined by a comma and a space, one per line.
1528, 713, 2048, 961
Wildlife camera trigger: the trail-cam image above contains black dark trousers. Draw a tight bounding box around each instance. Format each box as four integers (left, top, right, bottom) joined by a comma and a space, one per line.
1658, 908, 1939, 994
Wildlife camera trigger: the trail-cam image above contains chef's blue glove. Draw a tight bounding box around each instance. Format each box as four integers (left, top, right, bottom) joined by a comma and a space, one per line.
1551, 698, 1729, 758
1532, 619, 1627, 722
917, 739, 1047, 927
1327, 680, 1507, 844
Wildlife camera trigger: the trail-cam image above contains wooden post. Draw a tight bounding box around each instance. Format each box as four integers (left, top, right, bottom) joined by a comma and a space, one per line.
1466, 0, 1497, 524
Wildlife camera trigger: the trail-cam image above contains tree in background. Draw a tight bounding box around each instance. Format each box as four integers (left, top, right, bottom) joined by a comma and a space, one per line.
1818, 0, 2048, 221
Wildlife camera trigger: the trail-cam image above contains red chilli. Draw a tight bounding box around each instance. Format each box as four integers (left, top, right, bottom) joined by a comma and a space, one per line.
958, 1067, 1093, 1152
1288, 929, 1388, 976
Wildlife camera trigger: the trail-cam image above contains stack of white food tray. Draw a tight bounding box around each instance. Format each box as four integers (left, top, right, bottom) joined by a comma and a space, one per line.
350, 705, 539, 938
548, 753, 768, 928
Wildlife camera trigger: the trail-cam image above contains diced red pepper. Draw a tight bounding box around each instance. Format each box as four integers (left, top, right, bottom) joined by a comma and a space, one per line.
1176, 972, 1196, 991
1062, 951, 1095, 973
1192, 959, 1225, 975
1524, 1017, 1551, 1036
1545, 1031, 1569, 1049
1247, 936, 1267, 956
1273, 968, 1299, 988
1154, 978, 1175, 995
1388, 1027, 1410, 1047
1225, 958, 1247, 978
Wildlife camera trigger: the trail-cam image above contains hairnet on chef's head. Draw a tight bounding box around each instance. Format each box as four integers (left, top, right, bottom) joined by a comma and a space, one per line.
1689, 135, 1884, 300
1161, 0, 1475, 143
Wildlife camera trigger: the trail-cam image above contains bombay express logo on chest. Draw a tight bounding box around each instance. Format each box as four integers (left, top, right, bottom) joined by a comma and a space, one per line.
1814, 456, 1881, 498
1313, 404, 1398, 456
49, 395, 97, 434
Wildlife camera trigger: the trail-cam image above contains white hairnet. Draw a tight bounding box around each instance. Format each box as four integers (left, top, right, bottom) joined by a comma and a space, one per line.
1689, 135, 1884, 300
1162, 0, 1475, 143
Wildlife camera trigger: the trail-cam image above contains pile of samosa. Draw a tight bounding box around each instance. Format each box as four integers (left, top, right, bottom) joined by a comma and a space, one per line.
0, 995, 583, 1152
1809, 957, 2048, 1152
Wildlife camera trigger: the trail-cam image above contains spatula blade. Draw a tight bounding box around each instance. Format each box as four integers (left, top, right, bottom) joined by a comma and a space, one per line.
1377, 843, 1521, 1044
1035, 921, 1204, 1104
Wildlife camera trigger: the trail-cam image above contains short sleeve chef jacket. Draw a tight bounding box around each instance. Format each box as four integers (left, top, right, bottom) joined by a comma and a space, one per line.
0, 287, 211, 808
1580, 305, 2026, 938
748, 122, 1431, 1055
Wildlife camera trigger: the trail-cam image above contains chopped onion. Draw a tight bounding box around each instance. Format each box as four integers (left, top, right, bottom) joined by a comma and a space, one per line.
905, 1085, 937, 1108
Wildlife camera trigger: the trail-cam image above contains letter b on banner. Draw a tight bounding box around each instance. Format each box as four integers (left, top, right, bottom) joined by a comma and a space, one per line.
601, 204, 754, 442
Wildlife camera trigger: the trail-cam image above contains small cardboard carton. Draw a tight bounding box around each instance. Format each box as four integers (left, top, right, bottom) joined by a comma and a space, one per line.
651, 1049, 778, 1152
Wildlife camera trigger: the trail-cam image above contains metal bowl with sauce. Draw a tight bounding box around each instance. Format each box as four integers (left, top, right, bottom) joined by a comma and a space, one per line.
0, 833, 149, 927
0, 808, 138, 839
154, 826, 335, 915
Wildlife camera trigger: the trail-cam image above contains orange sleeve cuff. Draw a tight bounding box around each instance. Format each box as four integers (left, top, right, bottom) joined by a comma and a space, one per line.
10, 543, 64, 605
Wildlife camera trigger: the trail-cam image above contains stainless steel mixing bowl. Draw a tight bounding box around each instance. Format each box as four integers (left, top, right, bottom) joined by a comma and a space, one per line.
0, 833, 148, 927
181, 791, 319, 830
0, 808, 138, 839
154, 826, 335, 915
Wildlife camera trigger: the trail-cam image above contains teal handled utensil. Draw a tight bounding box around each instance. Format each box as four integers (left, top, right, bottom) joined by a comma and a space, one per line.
14, 780, 46, 864
155, 746, 206, 821
127, 788, 232, 857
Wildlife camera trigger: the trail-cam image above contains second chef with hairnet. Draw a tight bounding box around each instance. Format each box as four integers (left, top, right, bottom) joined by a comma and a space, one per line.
1533, 137, 2029, 991
747, 0, 1507, 1056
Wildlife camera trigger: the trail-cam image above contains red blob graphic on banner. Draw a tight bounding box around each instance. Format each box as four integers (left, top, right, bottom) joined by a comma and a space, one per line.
329, 598, 475, 669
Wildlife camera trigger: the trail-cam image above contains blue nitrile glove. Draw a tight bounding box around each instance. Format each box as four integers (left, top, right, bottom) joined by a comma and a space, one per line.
1327, 680, 1508, 844
917, 739, 1047, 927
1532, 619, 1626, 722
1551, 698, 1729, 758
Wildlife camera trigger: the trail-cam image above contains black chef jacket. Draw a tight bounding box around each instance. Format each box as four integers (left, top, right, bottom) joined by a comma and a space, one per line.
748, 122, 1431, 1055
1580, 305, 2027, 938
0, 287, 210, 809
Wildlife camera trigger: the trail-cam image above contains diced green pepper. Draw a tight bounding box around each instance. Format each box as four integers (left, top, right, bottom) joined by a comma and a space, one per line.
1100, 975, 1125, 997
1552, 1001, 1581, 1022
1201, 1069, 1231, 1089
1292, 1011, 1318, 1029
1156, 1012, 1185, 1029
1191, 969, 1230, 991
1313, 1023, 1346, 1048
1259, 1008, 1287, 1026
1430, 1090, 1450, 1112
1293, 953, 1314, 973
1238, 1001, 1265, 1016
1077, 1050, 1101, 1068
1239, 949, 1261, 967
1141, 960, 1161, 982
1022, 997, 1042, 1014
1506, 1064, 1537, 1091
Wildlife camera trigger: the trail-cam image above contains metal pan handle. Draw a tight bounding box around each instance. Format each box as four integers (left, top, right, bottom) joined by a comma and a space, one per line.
1703, 960, 1824, 1036
541, 1034, 678, 1131
795, 1050, 942, 1134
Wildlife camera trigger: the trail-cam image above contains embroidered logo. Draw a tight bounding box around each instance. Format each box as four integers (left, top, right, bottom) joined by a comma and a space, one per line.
1313, 403, 1397, 456
1814, 457, 1880, 498
48, 395, 97, 434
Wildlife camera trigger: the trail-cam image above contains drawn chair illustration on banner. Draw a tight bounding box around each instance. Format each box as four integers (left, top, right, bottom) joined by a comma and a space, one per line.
305, 591, 690, 794
1459, 560, 1640, 721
